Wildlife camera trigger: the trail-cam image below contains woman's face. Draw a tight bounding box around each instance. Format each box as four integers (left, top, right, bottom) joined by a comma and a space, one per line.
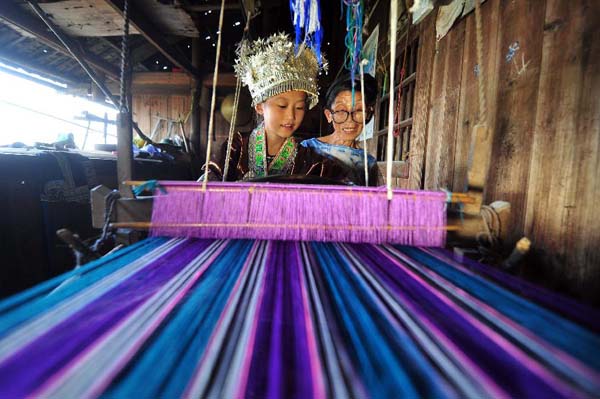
325, 90, 368, 143
255, 91, 307, 140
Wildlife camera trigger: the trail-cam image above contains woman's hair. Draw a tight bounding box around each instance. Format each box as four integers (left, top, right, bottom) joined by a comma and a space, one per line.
324, 73, 378, 110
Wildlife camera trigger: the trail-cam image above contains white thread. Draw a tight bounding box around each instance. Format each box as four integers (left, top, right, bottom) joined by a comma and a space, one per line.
202, 0, 227, 190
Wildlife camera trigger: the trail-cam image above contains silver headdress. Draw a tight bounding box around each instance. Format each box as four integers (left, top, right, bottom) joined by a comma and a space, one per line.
234, 33, 326, 109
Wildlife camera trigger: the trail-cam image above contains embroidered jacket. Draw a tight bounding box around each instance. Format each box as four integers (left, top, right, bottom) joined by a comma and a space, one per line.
203, 131, 356, 183
300, 138, 381, 186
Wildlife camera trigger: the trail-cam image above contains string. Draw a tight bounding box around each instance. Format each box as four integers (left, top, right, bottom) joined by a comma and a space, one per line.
223, 11, 251, 181
202, 0, 227, 191
342, 0, 363, 87
118, 0, 130, 113
386, 0, 398, 200
359, 59, 369, 186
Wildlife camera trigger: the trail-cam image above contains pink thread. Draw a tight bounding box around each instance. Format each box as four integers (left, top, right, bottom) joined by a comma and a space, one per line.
151, 182, 447, 246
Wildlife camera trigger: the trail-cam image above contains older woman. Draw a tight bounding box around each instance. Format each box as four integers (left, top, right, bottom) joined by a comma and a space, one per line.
300, 73, 380, 186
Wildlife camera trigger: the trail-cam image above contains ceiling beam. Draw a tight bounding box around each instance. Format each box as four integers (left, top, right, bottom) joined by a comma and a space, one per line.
130, 37, 183, 66
182, 2, 240, 12
0, 1, 120, 81
103, 0, 200, 78
26, 0, 122, 110
0, 51, 80, 86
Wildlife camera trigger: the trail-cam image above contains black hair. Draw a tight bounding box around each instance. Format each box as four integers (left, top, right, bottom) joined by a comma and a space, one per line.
324, 73, 378, 110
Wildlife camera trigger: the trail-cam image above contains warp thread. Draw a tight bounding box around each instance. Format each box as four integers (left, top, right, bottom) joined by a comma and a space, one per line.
150, 182, 447, 246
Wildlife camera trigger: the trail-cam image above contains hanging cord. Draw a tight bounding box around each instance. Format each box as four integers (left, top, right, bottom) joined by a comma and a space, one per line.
119, 0, 130, 113
386, 0, 398, 200
89, 189, 121, 256
201, 0, 227, 190
222, 78, 242, 181
222, 11, 251, 181
342, 0, 364, 86
359, 59, 369, 186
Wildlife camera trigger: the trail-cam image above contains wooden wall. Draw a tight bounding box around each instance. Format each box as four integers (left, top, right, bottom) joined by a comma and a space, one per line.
408, 0, 599, 302
132, 94, 192, 143
130, 72, 243, 158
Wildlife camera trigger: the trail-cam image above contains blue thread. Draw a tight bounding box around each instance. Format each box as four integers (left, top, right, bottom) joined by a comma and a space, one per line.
311, 242, 451, 398
399, 246, 600, 373
0, 237, 169, 337
132, 180, 167, 196
103, 239, 254, 398
505, 41, 520, 62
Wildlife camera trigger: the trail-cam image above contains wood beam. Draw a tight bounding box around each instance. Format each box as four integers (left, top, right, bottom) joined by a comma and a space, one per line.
130, 37, 183, 66
183, 2, 240, 12
26, 1, 120, 108
191, 38, 202, 159
0, 1, 120, 81
202, 72, 237, 87
103, 0, 200, 78
0, 54, 79, 87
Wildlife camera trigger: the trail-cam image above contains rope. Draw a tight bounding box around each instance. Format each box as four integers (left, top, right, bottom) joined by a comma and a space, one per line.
90, 190, 121, 256
359, 60, 369, 186
119, 0, 130, 113
223, 78, 242, 181
201, 0, 227, 190
474, 0, 487, 123
222, 11, 251, 182
386, 0, 398, 200
477, 204, 501, 262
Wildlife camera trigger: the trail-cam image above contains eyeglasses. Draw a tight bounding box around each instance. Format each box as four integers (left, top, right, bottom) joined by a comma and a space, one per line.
329, 108, 372, 124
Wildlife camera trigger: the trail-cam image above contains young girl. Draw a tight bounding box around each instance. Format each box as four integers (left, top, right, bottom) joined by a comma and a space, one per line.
300, 73, 381, 186
204, 33, 348, 182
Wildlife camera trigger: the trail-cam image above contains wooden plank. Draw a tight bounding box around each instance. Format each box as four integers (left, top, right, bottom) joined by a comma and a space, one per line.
38, 0, 141, 37
480, 0, 545, 241
423, 16, 466, 190
408, 11, 436, 190
133, 72, 192, 86
202, 73, 238, 88
525, 0, 600, 301
453, 0, 503, 216
0, 1, 120, 80
130, 72, 192, 96
104, 0, 199, 77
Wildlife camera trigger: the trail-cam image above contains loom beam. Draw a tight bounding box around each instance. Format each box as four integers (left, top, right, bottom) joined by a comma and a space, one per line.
91, 185, 152, 229
91, 184, 510, 245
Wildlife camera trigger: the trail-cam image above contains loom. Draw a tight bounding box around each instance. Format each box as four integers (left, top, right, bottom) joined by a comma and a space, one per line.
9, 1, 598, 397
1, 238, 599, 397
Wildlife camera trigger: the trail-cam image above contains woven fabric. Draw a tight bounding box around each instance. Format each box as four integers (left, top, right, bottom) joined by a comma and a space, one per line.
0, 238, 598, 398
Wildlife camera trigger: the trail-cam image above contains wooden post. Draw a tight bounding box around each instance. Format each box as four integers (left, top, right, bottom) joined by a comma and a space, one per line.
117, 111, 134, 198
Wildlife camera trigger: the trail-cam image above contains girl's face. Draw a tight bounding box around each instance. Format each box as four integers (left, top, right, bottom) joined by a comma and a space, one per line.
255, 91, 307, 141
324, 90, 368, 143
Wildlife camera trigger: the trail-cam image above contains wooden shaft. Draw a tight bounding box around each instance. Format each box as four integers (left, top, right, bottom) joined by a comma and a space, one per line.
110, 221, 462, 231
122, 181, 475, 204
117, 112, 134, 198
